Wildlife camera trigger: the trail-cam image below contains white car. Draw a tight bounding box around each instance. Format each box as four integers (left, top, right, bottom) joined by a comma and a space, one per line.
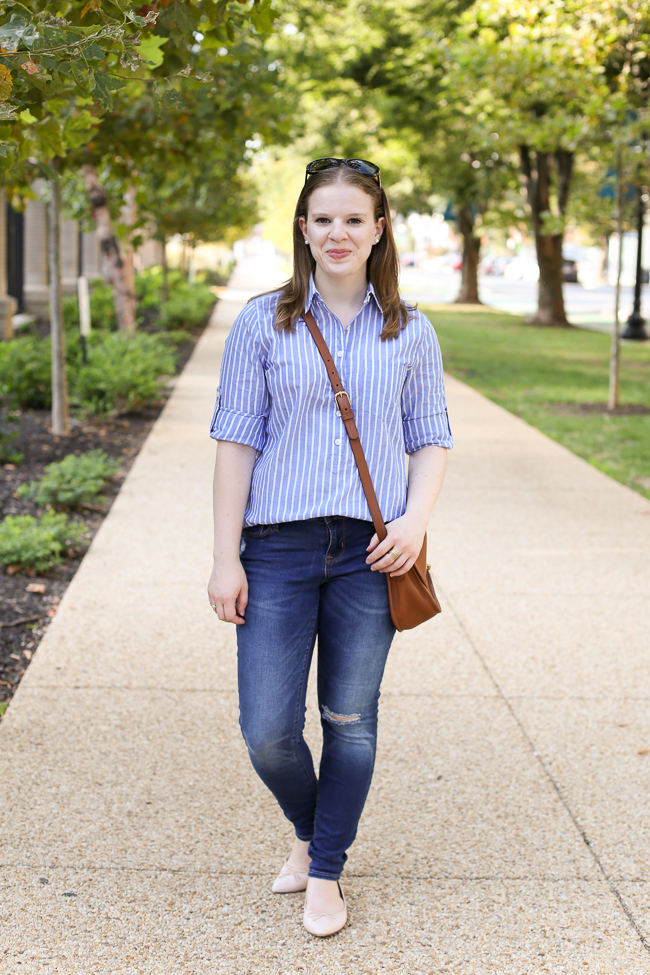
503, 257, 540, 282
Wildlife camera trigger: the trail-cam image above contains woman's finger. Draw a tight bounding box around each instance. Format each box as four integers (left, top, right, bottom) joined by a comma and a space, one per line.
389, 555, 417, 577
366, 532, 379, 552
366, 535, 400, 565
377, 549, 411, 573
236, 584, 248, 618
372, 545, 412, 572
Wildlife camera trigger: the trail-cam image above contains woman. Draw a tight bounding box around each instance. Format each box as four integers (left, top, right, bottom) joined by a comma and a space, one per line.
208, 157, 452, 937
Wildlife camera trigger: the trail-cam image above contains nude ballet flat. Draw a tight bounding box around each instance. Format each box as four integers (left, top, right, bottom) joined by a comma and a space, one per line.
303, 882, 347, 937
272, 858, 309, 894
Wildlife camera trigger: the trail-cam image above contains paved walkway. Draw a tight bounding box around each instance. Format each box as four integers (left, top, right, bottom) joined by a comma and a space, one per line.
2, 261, 650, 974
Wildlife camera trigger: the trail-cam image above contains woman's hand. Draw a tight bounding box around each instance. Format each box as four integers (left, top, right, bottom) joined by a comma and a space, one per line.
365, 514, 426, 577
208, 558, 248, 624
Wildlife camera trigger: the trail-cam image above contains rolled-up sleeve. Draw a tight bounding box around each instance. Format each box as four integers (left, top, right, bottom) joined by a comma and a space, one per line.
401, 318, 454, 453
209, 305, 269, 450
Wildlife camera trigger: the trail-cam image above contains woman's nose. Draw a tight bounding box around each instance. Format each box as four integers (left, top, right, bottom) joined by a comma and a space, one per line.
328, 222, 348, 241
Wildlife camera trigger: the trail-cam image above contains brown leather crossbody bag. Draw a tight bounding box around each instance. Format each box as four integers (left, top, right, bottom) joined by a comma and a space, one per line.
303, 309, 442, 632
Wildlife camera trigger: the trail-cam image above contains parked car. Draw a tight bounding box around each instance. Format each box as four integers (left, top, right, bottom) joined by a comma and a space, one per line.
562, 257, 579, 283
503, 257, 540, 282
481, 255, 512, 276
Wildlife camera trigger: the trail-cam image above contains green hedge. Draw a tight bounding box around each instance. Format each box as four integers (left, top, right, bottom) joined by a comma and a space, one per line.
0, 331, 177, 416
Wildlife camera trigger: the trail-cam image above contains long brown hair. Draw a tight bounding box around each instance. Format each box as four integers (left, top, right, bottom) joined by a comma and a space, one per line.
271, 166, 412, 340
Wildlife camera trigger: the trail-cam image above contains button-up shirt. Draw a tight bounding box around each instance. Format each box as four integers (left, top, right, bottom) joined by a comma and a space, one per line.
210, 276, 453, 527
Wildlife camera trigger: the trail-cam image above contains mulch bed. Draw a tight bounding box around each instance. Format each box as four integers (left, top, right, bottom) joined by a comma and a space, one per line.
547, 402, 650, 416
0, 323, 206, 713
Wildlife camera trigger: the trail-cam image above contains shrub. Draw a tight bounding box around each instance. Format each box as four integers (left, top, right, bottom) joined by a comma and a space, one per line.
0, 334, 52, 409
72, 332, 177, 416
0, 511, 88, 572
17, 449, 119, 509
0, 332, 84, 410
158, 281, 215, 330
63, 279, 117, 331
0, 414, 23, 464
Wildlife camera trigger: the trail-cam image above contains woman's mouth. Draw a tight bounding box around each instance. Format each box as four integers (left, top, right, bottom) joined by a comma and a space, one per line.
326, 249, 352, 259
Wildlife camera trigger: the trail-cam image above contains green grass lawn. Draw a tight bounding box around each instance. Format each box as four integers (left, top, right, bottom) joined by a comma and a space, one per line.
423, 305, 650, 501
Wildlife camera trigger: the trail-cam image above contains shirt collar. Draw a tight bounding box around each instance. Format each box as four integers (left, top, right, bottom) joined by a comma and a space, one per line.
305, 274, 381, 317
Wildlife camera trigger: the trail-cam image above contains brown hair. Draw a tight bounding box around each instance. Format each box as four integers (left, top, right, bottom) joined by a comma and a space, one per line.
269, 166, 412, 340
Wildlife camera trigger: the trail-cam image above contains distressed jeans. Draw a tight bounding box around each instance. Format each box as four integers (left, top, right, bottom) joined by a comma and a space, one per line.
237, 517, 396, 880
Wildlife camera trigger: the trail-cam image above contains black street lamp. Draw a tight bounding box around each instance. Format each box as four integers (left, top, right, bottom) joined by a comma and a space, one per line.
622, 182, 649, 340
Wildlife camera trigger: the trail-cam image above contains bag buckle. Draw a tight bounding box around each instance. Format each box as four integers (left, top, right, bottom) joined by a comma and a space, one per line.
334, 390, 350, 404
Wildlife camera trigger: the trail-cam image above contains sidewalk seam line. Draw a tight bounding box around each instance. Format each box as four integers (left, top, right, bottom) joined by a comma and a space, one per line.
443, 588, 650, 956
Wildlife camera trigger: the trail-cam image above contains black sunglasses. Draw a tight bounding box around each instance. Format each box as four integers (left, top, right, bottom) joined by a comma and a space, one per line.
304, 157, 381, 188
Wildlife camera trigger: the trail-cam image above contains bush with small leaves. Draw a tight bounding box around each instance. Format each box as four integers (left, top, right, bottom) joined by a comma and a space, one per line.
0, 413, 23, 464
17, 450, 119, 509
0, 334, 52, 409
63, 279, 117, 332
158, 281, 215, 330
72, 332, 177, 417
0, 511, 88, 573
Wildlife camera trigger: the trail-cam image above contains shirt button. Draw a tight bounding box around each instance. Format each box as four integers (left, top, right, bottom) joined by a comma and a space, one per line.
335, 438, 341, 445
337, 350, 343, 357
336, 410, 341, 417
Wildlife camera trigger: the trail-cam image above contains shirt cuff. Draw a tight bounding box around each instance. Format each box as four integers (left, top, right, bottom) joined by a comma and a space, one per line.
403, 411, 454, 453
210, 407, 267, 451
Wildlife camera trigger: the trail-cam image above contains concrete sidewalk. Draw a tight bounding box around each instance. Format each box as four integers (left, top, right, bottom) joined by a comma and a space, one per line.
1, 269, 650, 974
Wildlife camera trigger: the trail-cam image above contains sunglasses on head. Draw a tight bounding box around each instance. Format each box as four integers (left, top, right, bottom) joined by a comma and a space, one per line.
304, 157, 381, 188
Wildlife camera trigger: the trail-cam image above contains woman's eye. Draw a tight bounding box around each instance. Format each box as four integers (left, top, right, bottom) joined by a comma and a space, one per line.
315, 218, 330, 224
348, 218, 362, 224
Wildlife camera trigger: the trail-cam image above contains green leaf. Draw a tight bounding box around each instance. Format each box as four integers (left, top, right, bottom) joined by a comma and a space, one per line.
86, 42, 109, 60
138, 35, 168, 68
249, 0, 279, 36
70, 61, 87, 89
19, 108, 37, 123
158, 1, 198, 43
37, 158, 60, 182
0, 142, 9, 157
93, 71, 125, 109
0, 18, 40, 53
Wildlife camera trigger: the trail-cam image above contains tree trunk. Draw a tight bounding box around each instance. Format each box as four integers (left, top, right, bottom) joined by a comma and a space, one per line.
534, 233, 567, 326
454, 205, 482, 304
48, 169, 70, 436
119, 184, 137, 333
600, 232, 611, 284
81, 165, 136, 332
520, 147, 573, 326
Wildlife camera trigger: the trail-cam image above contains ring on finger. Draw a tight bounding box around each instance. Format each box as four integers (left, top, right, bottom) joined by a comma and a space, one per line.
388, 548, 400, 563
210, 603, 218, 613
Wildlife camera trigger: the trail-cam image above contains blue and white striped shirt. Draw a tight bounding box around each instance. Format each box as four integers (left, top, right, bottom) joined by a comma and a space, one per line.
210, 276, 453, 527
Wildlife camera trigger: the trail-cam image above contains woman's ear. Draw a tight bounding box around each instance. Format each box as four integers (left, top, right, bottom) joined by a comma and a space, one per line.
298, 216, 307, 235
376, 216, 386, 237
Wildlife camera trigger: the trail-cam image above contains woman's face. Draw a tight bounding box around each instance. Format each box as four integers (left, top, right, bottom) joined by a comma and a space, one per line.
298, 182, 385, 280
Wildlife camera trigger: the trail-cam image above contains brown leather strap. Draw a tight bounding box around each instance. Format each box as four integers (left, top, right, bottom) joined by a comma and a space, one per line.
303, 308, 388, 542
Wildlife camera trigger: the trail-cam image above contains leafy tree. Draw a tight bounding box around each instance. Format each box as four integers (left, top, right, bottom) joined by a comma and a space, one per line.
273, 0, 519, 303
451, 0, 633, 326
0, 0, 283, 432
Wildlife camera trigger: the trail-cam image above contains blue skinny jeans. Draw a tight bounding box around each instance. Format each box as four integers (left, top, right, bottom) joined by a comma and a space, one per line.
237, 516, 396, 881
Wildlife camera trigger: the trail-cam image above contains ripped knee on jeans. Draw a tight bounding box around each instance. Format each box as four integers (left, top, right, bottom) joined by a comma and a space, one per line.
321, 704, 361, 725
